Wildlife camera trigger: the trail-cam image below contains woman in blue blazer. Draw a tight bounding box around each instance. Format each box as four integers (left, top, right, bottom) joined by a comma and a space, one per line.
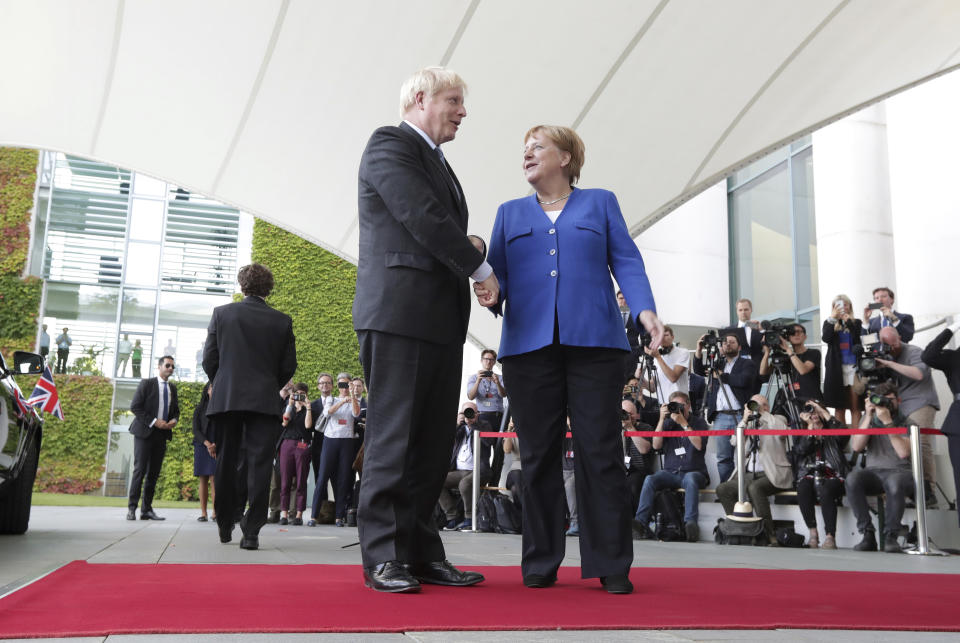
482, 125, 664, 594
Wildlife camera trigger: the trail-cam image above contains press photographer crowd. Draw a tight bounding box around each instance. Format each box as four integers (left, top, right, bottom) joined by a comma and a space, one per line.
124, 274, 960, 557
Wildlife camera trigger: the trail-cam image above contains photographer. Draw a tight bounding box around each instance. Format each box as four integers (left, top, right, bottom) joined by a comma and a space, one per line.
758, 323, 822, 419
846, 382, 913, 552
278, 382, 314, 525
693, 331, 758, 482
862, 287, 914, 343
309, 372, 360, 527
874, 326, 940, 506
466, 349, 507, 430
622, 399, 654, 515
502, 418, 523, 510
822, 294, 863, 428
637, 325, 690, 403
717, 395, 793, 545
438, 402, 494, 530
632, 392, 709, 543
792, 400, 848, 549
622, 376, 659, 427
618, 290, 643, 382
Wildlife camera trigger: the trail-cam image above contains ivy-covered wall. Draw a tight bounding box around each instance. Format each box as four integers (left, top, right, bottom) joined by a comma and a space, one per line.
252, 219, 362, 385
28, 375, 113, 493
154, 381, 206, 501
0, 148, 42, 360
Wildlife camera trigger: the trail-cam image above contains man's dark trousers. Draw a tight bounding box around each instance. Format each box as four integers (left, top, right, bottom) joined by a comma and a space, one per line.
357, 330, 460, 568
213, 411, 281, 538
128, 431, 167, 513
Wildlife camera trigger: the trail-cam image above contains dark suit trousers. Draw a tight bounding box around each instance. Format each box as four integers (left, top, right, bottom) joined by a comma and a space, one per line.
128, 431, 167, 512
502, 344, 632, 580
949, 434, 960, 529
356, 330, 460, 568
212, 411, 282, 538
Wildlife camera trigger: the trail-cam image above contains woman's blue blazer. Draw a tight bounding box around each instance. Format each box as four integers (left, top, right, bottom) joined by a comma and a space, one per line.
488, 187, 657, 360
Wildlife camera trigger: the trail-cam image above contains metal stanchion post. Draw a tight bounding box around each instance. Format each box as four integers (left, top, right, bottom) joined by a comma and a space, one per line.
736, 423, 746, 504
471, 429, 480, 533
905, 425, 947, 556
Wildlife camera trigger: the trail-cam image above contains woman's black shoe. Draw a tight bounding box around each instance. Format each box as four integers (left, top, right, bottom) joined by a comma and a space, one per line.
279, 516, 289, 525
522, 574, 557, 588
600, 574, 633, 594
292, 517, 303, 526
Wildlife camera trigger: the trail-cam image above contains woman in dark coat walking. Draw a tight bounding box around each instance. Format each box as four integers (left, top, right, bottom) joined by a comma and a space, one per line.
192, 383, 216, 521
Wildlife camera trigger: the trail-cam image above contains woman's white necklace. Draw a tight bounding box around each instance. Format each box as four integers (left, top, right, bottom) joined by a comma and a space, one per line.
537, 191, 571, 206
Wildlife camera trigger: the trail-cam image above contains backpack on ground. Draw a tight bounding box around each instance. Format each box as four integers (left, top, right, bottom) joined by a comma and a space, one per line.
475, 490, 499, 533
653, 489, 685, 542
492, 493, 522, 534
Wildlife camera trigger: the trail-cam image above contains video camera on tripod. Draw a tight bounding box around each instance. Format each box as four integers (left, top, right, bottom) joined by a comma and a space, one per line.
759, 320, 793, 371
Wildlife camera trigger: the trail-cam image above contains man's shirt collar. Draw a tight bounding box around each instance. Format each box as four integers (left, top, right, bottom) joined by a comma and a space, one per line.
403, 120, 437, 150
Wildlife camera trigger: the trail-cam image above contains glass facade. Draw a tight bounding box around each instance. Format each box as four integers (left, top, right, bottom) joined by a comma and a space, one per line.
29, 151, 251, 495
727, 137, 820, 339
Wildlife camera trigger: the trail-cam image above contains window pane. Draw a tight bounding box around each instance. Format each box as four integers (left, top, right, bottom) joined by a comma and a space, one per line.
133, 173, 167, 197
156, 290, 232, 381
129, 198, 164, 241
792, 147, 818, 311
42, 283, 119, 375
124, 242, 161, 286
729, 161, 794, 316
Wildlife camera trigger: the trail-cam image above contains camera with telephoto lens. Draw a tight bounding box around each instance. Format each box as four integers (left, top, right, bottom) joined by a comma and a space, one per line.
667, 401, 685, 414
855, 342, 892, 391
463, 407, 477, 420
622, 383, 638, 400
702, 329, 720, 348
868, 392, 895, 410
620, 408, 631, 422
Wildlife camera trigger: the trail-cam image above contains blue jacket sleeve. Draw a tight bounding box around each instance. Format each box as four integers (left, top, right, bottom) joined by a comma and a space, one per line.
487, 204, 507, 317
603, 191, 656, 319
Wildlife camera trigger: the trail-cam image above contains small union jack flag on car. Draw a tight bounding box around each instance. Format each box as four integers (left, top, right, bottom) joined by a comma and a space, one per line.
14, 389, 32, 418
26, 366, 64, 420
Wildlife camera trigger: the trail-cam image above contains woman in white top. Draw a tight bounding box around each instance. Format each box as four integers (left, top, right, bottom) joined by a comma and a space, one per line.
309, 372, 360, 526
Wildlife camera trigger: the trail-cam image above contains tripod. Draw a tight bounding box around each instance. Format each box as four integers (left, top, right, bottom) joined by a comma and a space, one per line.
767, 351, 803, 429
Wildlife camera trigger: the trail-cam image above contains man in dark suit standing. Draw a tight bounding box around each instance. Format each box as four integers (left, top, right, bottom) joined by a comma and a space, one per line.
203, 263, 297, 551
617, 290, 641, 382
127, 355, 179, 521
353, 66, 499, 593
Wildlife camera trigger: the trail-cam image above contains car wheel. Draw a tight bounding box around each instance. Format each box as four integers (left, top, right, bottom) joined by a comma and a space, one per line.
0, 435, 39, 535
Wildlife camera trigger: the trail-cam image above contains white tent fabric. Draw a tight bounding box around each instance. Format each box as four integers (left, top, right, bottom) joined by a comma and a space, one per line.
2, 0, 959, 348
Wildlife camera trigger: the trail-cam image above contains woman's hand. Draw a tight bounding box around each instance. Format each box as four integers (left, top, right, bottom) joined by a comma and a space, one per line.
638, 310, 665, 351
205, 440, 217, 458
473, 274, 500, 307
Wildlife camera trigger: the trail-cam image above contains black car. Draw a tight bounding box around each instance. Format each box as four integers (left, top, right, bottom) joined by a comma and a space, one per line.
0, 351, 45, 534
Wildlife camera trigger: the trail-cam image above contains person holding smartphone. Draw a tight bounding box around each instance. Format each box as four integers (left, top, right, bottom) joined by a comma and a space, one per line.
309, 372, 361, 527
822, 294, 863, 427
862, 287, 914, 342
278, 382, 313, 525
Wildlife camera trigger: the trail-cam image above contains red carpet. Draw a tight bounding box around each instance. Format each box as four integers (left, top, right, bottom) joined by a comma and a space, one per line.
0, 561, 958, 637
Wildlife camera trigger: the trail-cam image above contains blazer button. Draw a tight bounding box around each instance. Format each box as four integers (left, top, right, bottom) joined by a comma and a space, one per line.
550, 270, 557, 277
549, 249, 556, 255
548, 228, 556, 234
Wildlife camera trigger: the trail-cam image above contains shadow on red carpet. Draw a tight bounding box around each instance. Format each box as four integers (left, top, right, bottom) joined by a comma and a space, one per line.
0, 561, 957, 637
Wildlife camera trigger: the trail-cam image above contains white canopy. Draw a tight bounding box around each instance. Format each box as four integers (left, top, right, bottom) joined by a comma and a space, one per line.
2, 0, 959, 348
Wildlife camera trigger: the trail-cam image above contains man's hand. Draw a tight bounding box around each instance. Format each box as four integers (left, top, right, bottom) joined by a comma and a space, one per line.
638, 310, 665, 351
643, 345, 656, 356
473, 273, 500, 308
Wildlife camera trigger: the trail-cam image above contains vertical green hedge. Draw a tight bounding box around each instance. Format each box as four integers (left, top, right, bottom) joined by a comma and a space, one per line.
252, 219, 362, 385
155, 381, 206, 501
29, 375, 113, 493
0, 148, 41, 363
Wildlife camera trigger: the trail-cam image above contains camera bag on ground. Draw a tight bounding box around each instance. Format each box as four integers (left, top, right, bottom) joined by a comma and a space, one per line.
492, 492, 522, 534
776, 524, 806, 547
714, 517, 766, 545
653, 489, 685, 542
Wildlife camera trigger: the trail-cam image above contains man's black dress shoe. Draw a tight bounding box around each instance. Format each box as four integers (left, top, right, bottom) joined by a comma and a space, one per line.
363, 561, 421, 593
600, 574, 633, 594
140, 510, 165, 521
239, 535, 259, 550
522, 574, 557, 588
408, 560, 484, 586
126, 510, 136, 521
218, 523, 233, 544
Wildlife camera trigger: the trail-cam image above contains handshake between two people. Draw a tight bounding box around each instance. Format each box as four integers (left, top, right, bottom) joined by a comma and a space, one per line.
468, 234, 499, 308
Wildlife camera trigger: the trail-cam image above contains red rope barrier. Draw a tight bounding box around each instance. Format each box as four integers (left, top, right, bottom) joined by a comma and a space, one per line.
479, 427, 944, 439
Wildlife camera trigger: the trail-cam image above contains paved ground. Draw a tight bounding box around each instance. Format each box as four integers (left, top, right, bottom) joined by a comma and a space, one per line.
2, 506, 958, 642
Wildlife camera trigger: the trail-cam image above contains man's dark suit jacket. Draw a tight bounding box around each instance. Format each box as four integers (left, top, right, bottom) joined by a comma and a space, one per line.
129, 377, 180, 442
692, 354, 758, 422
730, 324, 764, 364
352, 122, 485, 344
923, 328, 960, 436
864, 310, 915, 343
203, 296, 297, 416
